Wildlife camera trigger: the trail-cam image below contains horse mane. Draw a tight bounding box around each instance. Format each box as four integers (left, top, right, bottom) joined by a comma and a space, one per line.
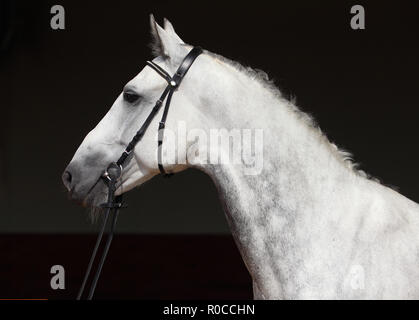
205, 50, 384, 185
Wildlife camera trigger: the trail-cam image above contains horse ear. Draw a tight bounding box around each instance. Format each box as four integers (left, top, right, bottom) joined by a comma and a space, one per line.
149, 14, 166, 58
149, 14, 185, 60
163, 18, 185, 44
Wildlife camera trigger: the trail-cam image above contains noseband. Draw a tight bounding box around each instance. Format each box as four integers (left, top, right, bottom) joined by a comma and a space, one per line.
77, 47, 203, 300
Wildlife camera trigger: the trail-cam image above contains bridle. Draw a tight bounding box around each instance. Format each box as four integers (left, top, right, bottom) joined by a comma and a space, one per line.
76, 47, 203, 300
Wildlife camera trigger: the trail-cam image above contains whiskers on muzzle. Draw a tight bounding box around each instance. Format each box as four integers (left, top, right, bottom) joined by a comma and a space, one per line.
88, 205, 105, 223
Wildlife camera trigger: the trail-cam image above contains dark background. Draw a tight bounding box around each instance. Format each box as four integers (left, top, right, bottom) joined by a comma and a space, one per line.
0, 0, 418, 299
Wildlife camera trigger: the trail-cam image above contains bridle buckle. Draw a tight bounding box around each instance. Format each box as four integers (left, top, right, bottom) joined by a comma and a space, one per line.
103, 162, 122, 182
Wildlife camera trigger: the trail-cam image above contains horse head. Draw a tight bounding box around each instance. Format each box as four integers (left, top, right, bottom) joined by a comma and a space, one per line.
62, 16, 208, 207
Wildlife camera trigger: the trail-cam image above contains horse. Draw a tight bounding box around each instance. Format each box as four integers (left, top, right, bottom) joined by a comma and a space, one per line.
62, 15, 419, 299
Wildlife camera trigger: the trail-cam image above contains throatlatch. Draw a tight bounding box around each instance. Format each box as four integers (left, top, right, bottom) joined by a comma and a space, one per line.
77, 47, 203, 300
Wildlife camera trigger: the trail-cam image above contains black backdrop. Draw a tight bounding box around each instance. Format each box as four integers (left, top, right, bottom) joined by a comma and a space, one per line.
0, 0, 418, 299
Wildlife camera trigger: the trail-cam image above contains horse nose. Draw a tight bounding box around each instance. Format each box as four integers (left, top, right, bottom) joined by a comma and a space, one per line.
62, 169, 73, 191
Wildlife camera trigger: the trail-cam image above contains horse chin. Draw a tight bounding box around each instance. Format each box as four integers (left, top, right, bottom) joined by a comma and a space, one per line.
82, 190, 107, 209
84, 183, 115, 222
68, 181, 108, 210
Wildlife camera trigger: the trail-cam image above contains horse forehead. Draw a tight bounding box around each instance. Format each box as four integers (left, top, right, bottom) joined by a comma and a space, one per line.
126, 64, 166, 90
128, 66, 153, 86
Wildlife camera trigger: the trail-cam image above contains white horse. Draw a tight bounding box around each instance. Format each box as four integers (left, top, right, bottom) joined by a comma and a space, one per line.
63, 16, 419, 299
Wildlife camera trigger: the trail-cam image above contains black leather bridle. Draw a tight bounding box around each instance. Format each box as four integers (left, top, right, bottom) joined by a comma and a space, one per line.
77, 47, 203, 300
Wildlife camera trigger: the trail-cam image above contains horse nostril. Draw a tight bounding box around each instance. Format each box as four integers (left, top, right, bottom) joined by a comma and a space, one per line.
62, 170, 73, 191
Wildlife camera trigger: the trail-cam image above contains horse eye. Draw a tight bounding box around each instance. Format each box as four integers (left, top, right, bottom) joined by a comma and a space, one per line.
123, 91, 141, 104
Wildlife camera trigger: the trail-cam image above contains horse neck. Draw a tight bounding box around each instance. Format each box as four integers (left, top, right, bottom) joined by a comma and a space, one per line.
194, 59, 359, 218
191, 59, 362, 294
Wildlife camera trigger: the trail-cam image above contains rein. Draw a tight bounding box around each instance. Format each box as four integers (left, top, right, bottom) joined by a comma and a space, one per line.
77, 47, 203, 300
